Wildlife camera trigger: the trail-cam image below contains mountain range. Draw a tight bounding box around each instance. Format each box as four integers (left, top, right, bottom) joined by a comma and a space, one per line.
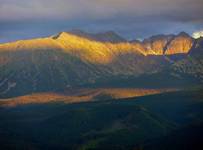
0, 30, 202, 98
0, 30, 203, 150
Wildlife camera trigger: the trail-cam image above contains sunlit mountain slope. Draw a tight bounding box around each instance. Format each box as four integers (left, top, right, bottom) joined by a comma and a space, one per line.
0, 31, 202, 98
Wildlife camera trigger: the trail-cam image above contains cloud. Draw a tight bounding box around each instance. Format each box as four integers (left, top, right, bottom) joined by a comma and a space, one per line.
0, 0, 203, 42
193, 30, 203, 39
0, 0, 203, 22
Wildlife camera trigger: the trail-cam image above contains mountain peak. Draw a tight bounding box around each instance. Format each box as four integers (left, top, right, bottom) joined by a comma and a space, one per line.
143, 34, 175, 55
52, 32, 70, 39
164, 32, 194, 55
53, 30, 126, 43
0, 31, 197, 57
92, 31, 126, 43
177, 31, 190, 37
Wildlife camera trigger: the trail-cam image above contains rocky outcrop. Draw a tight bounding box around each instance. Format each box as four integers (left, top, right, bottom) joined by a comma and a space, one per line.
143, 35, 174, 55
165, 32, 194, 55
141, 32, 194, 55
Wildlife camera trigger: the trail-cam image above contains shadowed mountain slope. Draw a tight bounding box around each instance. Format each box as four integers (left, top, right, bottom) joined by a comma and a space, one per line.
67, 29, 127, 43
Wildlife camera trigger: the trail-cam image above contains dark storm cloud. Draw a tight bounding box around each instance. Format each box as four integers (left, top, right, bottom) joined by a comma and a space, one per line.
0, 0, 203, 42
1, 0, 202, 22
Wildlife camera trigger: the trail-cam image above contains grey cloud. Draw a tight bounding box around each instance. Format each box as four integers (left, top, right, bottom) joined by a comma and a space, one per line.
0, 0, 203, 42
0, 0, 202, 22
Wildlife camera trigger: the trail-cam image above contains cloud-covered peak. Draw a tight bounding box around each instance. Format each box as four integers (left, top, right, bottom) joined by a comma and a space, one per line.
193, 30, 203, 39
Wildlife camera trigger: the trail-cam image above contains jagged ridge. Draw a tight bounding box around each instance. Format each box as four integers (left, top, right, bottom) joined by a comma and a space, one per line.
0, 30, 202, 98
0, 31, 195, 57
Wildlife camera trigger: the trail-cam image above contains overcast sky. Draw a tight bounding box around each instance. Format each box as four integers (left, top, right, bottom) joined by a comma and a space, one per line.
0, 0, 203, 43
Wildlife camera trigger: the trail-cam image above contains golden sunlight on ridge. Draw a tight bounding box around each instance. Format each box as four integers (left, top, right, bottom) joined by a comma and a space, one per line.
0, 32, 147, 64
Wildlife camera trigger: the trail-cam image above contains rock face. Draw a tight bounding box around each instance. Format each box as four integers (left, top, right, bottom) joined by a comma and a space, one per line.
132, 32, 194, 55
143, 35, 174, 55
165, 32, 194, 55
